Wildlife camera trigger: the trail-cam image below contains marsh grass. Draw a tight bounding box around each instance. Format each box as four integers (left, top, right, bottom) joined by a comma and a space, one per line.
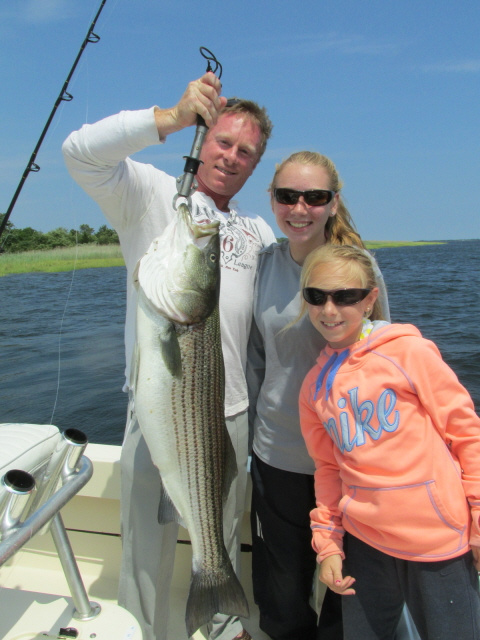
0, 244, 125, 277
0, 240, 443, 277
365, 241, 443, 249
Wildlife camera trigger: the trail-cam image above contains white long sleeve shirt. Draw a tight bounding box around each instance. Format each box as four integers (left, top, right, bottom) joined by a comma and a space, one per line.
62, 107, 276, 417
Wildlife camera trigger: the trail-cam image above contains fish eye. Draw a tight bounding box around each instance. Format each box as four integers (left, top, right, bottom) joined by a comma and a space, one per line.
209, 252, 218, 263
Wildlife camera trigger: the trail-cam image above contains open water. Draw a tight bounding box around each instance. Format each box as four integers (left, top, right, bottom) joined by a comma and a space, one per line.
0, 239, 478, 445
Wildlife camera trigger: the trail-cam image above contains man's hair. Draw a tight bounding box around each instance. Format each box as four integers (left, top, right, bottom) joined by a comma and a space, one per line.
221, 98, 273, 160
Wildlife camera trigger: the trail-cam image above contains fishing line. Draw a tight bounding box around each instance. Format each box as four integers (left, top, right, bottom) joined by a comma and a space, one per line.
50, 76, 95, 425
49, 0, 121, 424
49, 0, 121, 425
49, 251, 79, 426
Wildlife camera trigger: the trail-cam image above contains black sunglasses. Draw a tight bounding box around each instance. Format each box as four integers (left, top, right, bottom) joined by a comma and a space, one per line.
303, 287, 371, 307
273, 188, 336, 206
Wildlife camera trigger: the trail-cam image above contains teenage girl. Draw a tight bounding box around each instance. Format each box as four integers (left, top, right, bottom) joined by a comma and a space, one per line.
298, 243, 480, 640
247, 151, 390, 639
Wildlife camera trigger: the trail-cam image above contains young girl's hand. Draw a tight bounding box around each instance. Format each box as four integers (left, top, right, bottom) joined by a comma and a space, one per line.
319, 554, 356, 595
471, 545, 480, 570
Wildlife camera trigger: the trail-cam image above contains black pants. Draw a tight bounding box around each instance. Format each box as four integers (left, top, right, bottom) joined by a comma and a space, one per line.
343, 532, 480, 640
250, 454, 343, 640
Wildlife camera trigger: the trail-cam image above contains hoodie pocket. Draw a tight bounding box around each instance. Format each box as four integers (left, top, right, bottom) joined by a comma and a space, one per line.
339, 480, 469, 558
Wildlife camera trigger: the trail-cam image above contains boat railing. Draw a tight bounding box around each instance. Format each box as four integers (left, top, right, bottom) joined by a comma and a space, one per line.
0, 425, 100, 621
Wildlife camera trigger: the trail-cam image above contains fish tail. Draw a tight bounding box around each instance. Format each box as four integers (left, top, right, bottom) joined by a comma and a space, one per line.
185, 561, 249, 638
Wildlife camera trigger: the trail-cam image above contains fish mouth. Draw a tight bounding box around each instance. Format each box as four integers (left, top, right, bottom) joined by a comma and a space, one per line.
180, 202, 220, 240
191, 219, 220, 240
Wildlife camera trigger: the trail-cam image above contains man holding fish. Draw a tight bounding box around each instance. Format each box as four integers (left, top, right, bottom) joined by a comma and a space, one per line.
63, 72, 274, 640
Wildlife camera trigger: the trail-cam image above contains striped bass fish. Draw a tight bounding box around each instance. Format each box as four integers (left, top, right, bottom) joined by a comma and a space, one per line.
131, 202, 249, 638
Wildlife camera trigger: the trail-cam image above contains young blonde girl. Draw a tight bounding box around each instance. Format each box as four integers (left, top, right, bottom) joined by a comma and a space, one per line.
299, 244, 480, 640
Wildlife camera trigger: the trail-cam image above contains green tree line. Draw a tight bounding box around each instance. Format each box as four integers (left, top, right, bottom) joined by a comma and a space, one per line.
0, 215, 119, 253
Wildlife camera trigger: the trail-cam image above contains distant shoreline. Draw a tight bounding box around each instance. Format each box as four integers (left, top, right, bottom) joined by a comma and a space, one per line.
0, 245, 124, 277
0, 240, 447, 277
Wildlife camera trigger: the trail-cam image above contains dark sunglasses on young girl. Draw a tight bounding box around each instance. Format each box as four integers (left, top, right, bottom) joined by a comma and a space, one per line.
303, 287, 371, 306
273, 188, 336, 206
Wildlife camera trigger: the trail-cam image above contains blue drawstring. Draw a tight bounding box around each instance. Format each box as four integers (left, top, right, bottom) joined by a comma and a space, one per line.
314, 349, 350, 401
314, 353, 338, 400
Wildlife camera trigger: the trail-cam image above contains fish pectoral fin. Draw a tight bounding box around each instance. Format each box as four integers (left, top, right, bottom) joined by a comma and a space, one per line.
159, 323, 182, 378
157, 480, 186, 528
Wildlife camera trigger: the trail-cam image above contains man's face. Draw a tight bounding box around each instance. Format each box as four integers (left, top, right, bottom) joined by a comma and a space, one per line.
197, 113, 262, 198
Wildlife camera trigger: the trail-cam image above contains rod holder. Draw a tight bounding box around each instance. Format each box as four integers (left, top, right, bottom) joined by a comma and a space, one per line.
26, 428, 88, 528
0, 469, 36, 538
0, 455, 100, 620
62, 428, 88, 480
0, 455, 93, 566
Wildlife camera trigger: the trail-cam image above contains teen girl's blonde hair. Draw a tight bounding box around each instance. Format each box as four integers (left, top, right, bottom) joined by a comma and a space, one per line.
270, 151, 365, 247
299, 244, 385, 321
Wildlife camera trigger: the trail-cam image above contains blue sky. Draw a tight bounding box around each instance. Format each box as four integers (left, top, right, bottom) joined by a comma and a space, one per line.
1, 0, 479, 241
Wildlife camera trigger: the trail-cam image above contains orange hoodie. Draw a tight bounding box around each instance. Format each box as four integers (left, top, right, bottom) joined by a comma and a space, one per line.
299, 323, 480, 563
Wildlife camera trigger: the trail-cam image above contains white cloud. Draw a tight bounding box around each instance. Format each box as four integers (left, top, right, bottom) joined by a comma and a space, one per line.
229, 33, 400, 63
421, 60, 480, 73
24, 0, 75, 24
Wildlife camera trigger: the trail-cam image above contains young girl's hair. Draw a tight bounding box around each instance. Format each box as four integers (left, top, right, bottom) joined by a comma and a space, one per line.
270, 151, 365, 247
299, 244, 385, 321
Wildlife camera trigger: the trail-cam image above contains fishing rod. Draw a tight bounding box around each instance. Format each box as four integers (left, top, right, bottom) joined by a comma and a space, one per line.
0, 0, 108, 243
174, 47, 223, 210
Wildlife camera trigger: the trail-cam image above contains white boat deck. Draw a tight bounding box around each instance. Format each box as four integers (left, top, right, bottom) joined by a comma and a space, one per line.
0, 442, 270, 640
